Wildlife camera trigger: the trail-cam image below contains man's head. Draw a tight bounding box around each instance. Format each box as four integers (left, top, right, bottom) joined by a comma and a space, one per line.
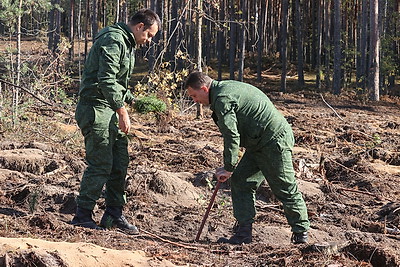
185, 72, 213, 106
129, 9, 161, 45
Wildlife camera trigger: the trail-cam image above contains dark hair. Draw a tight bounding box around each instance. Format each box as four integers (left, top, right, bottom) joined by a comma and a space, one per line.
184, 72, 213, 90
129, 9, 161, 31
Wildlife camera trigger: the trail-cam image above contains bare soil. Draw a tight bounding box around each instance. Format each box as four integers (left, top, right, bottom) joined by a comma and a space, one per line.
0, 90, 400, 267
1, 36, 400, 266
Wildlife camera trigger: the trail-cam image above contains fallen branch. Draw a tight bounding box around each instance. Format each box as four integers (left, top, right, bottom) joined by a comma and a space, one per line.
118, 228, 234, 254
255, 203, 284, 214
0, 79, 54, 106
320, 94, 344, 121
336, 187, 389, 201
44, 165, 68, 177
326, 157, 372, 181
326, 157, 392, 201
139, 229, 200, 250
392, 206, 400, 214
149, 147, 182, 154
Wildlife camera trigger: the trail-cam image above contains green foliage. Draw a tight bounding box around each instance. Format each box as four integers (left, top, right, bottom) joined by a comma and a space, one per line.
217, 194, 230, 215
28, 188, 41, 214
204, 177, 215, 190
380, 36, 398, 78
366, 133, 382, 149
134, 59, 191, 113
0, 0, 52, 29
133, 95, 167, 114
0, 0, 19, 28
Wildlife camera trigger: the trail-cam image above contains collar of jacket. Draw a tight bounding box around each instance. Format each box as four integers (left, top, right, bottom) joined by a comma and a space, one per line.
209, 79, 220, 110
115, 22, 137, 49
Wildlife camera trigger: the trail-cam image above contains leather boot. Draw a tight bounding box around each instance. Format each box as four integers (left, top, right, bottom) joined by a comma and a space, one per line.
291, 232, 308, 244
100, 206, 139, 234
217, 223, 252, 244
71, 207, 102, 230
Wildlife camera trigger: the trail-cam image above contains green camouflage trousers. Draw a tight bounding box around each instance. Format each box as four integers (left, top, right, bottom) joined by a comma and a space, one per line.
230, 128, 310, 233
75, 102, 128, 210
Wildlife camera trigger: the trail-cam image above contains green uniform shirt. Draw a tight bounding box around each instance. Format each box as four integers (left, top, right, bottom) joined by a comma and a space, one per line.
209, 80, 291, 172
79, 22, 136, 110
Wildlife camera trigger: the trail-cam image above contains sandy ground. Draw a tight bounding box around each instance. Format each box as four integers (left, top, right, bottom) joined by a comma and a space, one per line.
0, 237, 176, 266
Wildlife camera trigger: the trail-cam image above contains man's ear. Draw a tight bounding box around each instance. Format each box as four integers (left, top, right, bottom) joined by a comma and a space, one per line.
137, 22, 144, 31
200, 85, 209, 93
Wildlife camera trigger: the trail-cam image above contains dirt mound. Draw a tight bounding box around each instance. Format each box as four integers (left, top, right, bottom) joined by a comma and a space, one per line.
0, 95, 400, 266
0, 149, 61, 175
0, 237, 176, 267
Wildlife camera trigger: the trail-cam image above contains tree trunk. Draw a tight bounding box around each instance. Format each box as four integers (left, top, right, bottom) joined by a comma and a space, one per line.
77, 0, 82, 39
311, 0, 317, 68
48, 1, 55, 51
196, 0, 203, 118
332, 0, 341, 95
92, 0, 98, 43
388, 0, 397, 90
369, 0, 380, 101
323, 0, 331, 90
161, 0, 168, 62
84, 0, 90, 62
13, 0, 23, 127
229, 0, 236, 80
280, 0, 289, 93
217, 0, 225, 80
357, 0, 368, 90
169, 0, 178, 67
203, 4, 211, 65
257, 0, 266, 82
121, 0, 128, 24
116, 0, 120, 23
238, 0, 246, 81
196, 0, 202, 72
295, 0, 305, 86
148, 0, 156, 71
47, 0, 61, 53
316, 0, 323, 89
290, 0, 296, 62
16, 0, 22, 86
69, 0, 75, 60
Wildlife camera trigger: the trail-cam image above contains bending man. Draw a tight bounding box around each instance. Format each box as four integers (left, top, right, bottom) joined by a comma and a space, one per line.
185, 72, 310, 244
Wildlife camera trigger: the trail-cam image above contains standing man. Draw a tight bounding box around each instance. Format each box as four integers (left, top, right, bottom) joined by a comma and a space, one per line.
71, 9, 161, 232
185, 72, 310, 244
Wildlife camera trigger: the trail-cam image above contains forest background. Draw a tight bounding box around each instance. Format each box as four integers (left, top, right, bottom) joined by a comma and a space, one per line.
0, 1, 400, 266
0, 0, 399, 123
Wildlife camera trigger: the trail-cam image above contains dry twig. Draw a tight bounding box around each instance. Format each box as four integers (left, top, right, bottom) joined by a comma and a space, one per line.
325, 157, 391, 201
0, 79, 54, 106
336, 187, 388, 201
320, 94, 344, 121
139, 229, 199, 250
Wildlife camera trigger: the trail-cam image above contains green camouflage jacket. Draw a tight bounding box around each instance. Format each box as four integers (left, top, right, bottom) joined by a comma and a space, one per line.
209, 80, 291, 172
79, 22, 136, 110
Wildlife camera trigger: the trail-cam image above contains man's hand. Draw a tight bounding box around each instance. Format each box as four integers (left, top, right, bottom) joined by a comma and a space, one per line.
215, 167, 232, 182
116, 106, 131, 134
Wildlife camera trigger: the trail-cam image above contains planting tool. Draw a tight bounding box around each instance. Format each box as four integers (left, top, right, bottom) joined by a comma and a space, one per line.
195, 180, 221, 242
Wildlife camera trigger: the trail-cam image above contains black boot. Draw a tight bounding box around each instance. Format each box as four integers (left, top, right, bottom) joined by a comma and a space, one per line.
217, 223, 252, 244
100, 206, 139, 234
291, 232, 308, 244
71, 207, 102, 230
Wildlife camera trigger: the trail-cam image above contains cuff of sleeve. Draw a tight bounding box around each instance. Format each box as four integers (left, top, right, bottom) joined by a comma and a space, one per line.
125, 97, 135, 105
112, 101, 125, 111
224, 164, 235, 172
